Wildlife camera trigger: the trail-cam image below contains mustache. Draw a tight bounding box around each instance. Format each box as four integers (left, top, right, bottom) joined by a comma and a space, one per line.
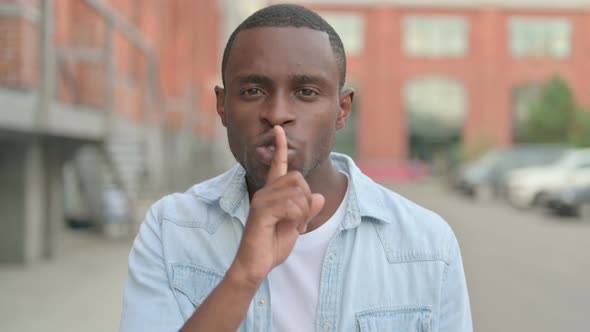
255, 131, 296, 149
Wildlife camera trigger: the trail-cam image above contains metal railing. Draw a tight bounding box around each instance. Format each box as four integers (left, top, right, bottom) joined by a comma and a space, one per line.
40, 0, 165, 227
50, 0, 161, 131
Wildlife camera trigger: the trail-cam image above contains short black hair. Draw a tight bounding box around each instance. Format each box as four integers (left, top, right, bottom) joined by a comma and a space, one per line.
221, 4, 347, 89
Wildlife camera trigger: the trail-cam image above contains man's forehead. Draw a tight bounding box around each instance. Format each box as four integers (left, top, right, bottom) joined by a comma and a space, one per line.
226, 26, 337, 83
230, 26, 332, 60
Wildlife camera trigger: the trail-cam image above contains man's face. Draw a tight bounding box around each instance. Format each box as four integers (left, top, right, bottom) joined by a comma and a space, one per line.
216, 27, 353, 189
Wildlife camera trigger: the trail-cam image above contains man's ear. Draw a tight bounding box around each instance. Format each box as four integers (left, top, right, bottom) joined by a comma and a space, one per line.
336, 88, 355, 130
215, 85, 227, 127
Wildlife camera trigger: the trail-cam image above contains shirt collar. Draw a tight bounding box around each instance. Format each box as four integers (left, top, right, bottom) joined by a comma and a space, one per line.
331, 153, 392, 228
198, 153, 392, 227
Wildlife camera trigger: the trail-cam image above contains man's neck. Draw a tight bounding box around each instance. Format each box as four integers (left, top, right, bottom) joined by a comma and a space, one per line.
303, 160, 348, 233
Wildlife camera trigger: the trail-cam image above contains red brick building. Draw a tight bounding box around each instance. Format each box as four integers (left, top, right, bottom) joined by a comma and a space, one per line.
286, 0, 590, 162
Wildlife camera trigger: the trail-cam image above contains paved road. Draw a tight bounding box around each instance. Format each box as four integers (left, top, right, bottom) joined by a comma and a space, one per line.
391, 180, 590, 332
0, 231, 133, 332
1, 180, 588, 332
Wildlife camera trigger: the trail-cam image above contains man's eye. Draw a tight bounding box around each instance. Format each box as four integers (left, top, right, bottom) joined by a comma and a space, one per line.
243, 88, 263, 96
298, 88, 317, 97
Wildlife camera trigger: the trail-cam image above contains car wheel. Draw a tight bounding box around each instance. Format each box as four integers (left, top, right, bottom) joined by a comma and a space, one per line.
533, 192, 549, 208
556, 205, 579, 217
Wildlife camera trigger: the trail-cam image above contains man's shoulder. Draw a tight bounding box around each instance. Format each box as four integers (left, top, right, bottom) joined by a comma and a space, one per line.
359, 180, 456, 264
374, 182, 451, 234
148, 167, 241, 224
338, 153, 454, 252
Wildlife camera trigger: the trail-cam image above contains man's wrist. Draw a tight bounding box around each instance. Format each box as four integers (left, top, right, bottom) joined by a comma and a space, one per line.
225, 261, 265, 293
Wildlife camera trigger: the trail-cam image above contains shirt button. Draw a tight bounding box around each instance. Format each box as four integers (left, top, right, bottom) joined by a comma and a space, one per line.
257, 298, 266, 306
328, 251, 336, 260
322, 323, 330, 331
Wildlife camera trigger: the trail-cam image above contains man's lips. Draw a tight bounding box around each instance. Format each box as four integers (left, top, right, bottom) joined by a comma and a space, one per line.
255, 145, 296, 166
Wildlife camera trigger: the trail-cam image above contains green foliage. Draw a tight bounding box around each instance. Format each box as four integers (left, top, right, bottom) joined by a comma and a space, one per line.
568, 108, 590, 147
525, 76, 576, 143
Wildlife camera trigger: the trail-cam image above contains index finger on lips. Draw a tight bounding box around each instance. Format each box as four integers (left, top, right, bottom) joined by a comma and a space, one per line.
266, 125, 288, 184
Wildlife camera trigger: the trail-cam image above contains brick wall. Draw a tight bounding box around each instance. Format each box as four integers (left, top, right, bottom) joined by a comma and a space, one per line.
55, 0, 105, 107
0, 10, 38, 89
157, 0, 220, 134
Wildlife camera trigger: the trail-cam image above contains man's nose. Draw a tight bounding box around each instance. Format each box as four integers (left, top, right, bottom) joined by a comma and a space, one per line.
260, 93, 295, 127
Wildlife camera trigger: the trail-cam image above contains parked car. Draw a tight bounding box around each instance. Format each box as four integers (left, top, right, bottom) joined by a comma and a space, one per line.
545, 185, 590, 216
453, 144, 566, 200
506, 148, 590, 208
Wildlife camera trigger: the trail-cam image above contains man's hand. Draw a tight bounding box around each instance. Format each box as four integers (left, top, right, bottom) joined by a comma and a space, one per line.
181, 126, 324, 332
231, 125, 325, 285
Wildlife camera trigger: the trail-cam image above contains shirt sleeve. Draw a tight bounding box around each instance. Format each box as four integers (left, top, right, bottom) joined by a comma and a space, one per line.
119, 202, 185, 332
438, 234, 473, 332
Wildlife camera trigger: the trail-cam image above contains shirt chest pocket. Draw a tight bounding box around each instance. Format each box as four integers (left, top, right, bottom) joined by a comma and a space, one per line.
171, 263, 224, 307
356, 306, 431, 332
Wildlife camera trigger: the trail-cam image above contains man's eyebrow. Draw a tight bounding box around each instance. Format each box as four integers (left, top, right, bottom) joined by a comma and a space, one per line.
233, 74, 273, 86
289, 74, 329, 85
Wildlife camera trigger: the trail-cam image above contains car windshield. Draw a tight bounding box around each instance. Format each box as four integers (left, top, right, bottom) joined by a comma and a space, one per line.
497, 146, 564, 171
521, 148, 565, 164
551, 151, 590, 168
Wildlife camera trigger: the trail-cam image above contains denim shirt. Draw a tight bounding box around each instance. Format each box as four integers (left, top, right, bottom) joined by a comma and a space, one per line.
120, 153, 472, 332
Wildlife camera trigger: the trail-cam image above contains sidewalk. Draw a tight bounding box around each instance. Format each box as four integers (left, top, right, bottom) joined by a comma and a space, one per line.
0, 229, 133, 332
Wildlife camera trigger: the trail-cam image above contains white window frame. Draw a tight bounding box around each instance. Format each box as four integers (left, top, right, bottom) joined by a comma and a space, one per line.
403, 15, 469, 58
509, 16, 572, 59
320, 12, 365, 56
404, 76, 467, 131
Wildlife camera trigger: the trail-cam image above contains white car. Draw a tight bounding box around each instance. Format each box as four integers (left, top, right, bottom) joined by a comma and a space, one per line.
506, 148, 590, 208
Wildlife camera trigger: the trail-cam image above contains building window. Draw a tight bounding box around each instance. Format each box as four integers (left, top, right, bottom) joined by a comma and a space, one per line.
403, 15, 468, 57
239, 1, 268, 19
404, 77, 467, 162
321, 13, 365, 56
405, 77, 466, 132
510, 17, 572, 58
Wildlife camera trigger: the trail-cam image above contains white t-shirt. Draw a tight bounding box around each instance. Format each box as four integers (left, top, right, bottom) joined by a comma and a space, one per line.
268, 179, 349, 332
